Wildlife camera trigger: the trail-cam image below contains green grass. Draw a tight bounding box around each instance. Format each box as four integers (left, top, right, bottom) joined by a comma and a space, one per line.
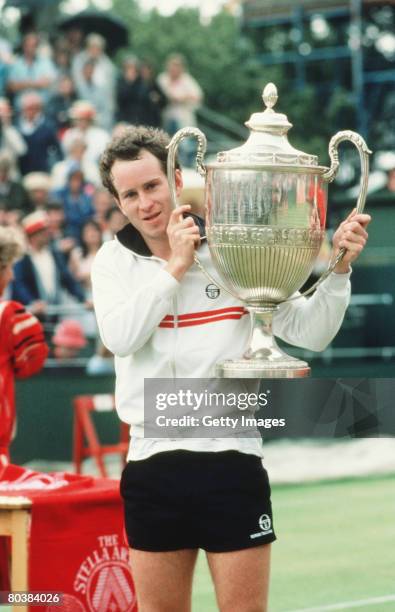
192, 476, 395, 611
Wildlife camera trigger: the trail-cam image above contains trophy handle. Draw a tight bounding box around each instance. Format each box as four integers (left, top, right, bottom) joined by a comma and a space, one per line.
288, 130, 372, 300
167, 127, 207, 210
167, 127, 242, 299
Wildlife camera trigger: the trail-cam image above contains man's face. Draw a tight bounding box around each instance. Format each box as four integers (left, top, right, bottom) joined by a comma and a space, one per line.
23, 34, 38, 58
22, 100, 41, 122
111, 150, 182, 243
30, 228, 50, 249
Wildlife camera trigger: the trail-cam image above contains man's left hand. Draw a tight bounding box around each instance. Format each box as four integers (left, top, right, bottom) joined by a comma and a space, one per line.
332, 209, 371, 274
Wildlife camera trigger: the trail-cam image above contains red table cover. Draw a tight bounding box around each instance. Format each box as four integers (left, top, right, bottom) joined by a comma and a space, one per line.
0, 464, 137, 611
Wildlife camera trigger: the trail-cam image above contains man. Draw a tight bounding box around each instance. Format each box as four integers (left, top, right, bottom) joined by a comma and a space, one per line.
71, 33, 115, 130
7, 32, 57, 109
11, 210, 85, 317
0, 97, 27, 176
92, 126, 370, 611
62, 101, 110, 167
17, 92, 62, 176
158, 53, 203, 166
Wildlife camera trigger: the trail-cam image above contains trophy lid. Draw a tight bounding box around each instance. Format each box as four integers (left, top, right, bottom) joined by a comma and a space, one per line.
215, 83, 320, 169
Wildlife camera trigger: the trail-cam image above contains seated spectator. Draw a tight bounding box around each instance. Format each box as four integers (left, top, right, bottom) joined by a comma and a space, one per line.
51, 133, 100, 190
7, 32, 57, 109
102, 204, 127, 241
77, 58, 113, 130
140, 59, 166, 128
52, 39, 72, 79
46, 74, 77, 136
0, 153, 31, 214
92, 187, 116, 231
0, 37, 13, 98
62, 101, 110, 166
0, 98, 26, 176
72, 33, 115, 127
11, 210, 85, 317
23, 172, 52, 210
52, 318, 86, 360
0, 225, 48, 471
69, 219, 103, 290
69, 219, 103, 337
17, 92, 62, 175
52, 163, 95, 242
64, 27, 85, 60
45, 200, 76, 259
116, 56, 145, 125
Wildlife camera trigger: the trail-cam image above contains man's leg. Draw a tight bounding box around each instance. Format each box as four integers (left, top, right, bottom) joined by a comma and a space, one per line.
129, 548, 199, 612
206, 543, 271, 612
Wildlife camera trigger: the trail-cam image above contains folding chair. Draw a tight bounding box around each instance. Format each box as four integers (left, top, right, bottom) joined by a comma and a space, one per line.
73, 394, 129, 477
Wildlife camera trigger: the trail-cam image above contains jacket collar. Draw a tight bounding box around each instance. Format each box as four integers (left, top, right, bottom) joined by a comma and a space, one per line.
116, 213, 205, 257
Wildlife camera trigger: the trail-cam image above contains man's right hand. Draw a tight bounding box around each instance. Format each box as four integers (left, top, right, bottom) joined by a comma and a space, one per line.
165, 204, 200, 281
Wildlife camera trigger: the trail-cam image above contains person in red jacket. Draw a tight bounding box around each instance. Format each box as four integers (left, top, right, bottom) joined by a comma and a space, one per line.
0, 226, 48, 473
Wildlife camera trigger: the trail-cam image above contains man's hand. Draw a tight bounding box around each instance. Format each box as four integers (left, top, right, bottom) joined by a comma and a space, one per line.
332, 209, 371, 274
29, 300, 47, 316
165, 204, 200, 281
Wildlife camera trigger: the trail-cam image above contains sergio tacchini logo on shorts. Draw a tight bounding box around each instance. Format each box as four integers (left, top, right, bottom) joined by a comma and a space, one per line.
250, 514, 273, 539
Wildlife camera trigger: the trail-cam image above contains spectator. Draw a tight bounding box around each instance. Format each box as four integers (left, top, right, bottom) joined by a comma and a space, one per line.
23, 172, 52, 210
46, 74, 77, 135
17, 92, 62, 175
0, 225, 48, 471
102, 204, 127, 241
157, 54, 203, 165
116, 56, 145, 125
7, 32, 57, 109
52, 163, 95, 242
72, 34, 115, 129
62, 100, 110, 166
76, 58, 113, 130
45, 200, 76, 259
0, 153, 31, 214
92, 187, 116, 231
158, 53, 203, 134
0, 37, 13, 98
52, 318, 86, 360
0, 98, 26, 176
140, 59, 166, 128
51, 133, 100, 190
52, 40, 72, 79
69, 219, 102, 290
64, 27, 85, 60
11, 210, 85, 316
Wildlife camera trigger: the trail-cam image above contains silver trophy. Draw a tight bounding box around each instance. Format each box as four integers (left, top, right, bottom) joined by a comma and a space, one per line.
167, 83, 371, 378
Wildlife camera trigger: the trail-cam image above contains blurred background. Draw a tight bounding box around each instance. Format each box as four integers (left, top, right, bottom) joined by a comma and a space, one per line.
0, 1, 394, 610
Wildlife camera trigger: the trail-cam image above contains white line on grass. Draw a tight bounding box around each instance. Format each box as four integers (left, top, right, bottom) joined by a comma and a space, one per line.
287, 594, 395, 611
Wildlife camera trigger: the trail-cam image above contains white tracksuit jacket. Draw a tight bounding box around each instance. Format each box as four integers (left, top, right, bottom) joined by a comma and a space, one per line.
91, 220, 351, 460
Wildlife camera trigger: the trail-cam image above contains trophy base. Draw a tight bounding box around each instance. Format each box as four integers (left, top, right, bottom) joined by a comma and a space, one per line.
215, 358, 310, 379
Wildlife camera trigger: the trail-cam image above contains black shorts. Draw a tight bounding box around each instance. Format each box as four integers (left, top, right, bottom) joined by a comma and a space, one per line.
120, 450, 276, 553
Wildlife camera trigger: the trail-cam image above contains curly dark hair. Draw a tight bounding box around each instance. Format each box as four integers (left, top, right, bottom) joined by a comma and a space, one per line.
99, 125, 179, 200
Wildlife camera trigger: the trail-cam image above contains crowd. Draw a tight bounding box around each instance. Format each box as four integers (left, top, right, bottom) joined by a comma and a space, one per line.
0, 28, 203, 366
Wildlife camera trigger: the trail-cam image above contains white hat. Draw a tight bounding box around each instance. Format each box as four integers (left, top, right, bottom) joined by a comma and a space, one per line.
23, 172, 51, 192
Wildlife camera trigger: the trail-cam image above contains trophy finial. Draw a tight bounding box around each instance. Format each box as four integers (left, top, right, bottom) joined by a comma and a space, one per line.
262, 83, 278, 110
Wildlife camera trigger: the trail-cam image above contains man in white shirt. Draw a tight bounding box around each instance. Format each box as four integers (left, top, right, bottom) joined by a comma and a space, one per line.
92, 125, 370, 612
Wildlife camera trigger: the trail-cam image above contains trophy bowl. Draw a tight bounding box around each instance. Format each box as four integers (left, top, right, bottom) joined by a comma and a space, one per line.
167, 83, 371, 378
